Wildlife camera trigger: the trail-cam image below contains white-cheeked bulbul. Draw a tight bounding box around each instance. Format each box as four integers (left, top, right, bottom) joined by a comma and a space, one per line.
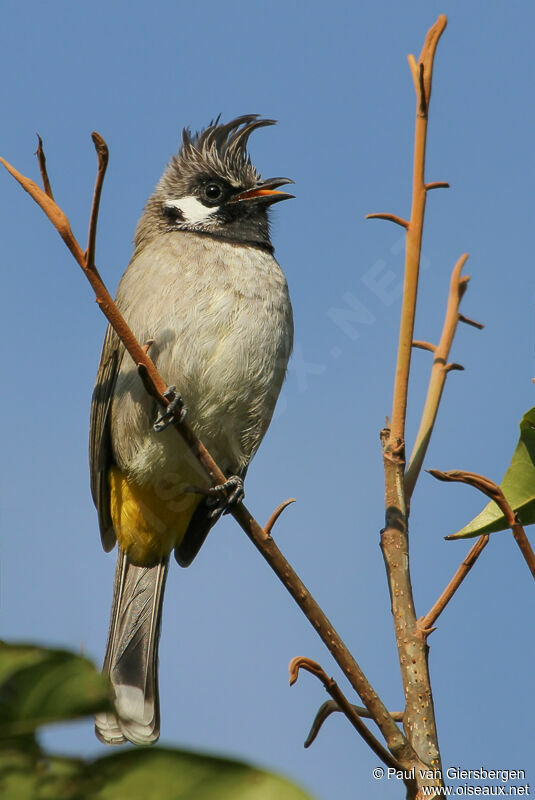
90, 115, 294, 745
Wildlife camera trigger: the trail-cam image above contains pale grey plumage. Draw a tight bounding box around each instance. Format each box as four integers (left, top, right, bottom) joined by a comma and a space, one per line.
91, 115, 293, 745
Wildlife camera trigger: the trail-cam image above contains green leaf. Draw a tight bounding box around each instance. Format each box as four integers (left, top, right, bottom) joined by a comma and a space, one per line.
0, 643, 112, 737
0, 748, 86, 800
83, 748, 316, 800
449, 406, 535, 539
0, 643, 315, 799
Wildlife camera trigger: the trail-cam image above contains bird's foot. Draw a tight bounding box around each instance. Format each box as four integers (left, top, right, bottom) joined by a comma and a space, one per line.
153, 386, 187, 432
207, 475, 245, 517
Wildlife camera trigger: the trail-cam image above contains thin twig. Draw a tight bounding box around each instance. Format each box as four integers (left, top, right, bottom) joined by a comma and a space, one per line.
458, 313, 484, 330
86, 132, 109, 271
412, 340, 436, 352
430, 470, 535, 580
35, 135, 53, 199
0, 141, 415, 765
304, 699, 403, 748
417, 533, 489, 634
405, 254, 472, 497
366, 212, 409, 229
425, 181, 450, 191
288, 658, 406, 776
264, 498, 296, 536
390, 14, 447, 445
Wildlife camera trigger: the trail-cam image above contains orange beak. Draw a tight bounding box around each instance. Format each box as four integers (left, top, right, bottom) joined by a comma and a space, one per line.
230, 177, 295, 205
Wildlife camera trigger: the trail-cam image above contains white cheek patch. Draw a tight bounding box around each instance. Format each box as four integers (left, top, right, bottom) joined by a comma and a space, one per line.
165, 195, 219, 224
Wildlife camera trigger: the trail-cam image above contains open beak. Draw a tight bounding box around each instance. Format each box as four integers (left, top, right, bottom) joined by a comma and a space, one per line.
230, 177, 295, 206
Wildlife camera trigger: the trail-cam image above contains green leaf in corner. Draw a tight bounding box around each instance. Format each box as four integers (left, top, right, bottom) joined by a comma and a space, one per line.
0, 643, 112, 738
83, 748, 316, 800
449, 406, 535, 539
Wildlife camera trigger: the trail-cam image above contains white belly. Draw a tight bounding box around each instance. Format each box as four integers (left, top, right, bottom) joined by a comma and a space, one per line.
110, 232, 293, 486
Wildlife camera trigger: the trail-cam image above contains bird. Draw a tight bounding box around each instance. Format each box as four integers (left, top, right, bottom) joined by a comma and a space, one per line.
89, 115, 294, 746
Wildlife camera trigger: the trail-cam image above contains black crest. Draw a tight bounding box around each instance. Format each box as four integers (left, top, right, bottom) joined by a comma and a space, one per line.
162, 114, 277, 192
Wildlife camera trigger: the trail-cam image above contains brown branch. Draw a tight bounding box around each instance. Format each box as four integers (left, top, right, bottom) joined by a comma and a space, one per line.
304, 699, 403, 748
264, 498, 296, 536
1, 140, 417, 767
35, 135, 53, 199
417, 533, 489, 635
379, 16, 447, 781
366, 212, 409, 229
405, 254, 471, 498
288, 658, 407, 776
430, 470, 535, 580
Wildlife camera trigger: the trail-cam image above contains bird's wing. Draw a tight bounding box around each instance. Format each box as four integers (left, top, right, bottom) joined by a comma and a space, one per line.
90, 324, 124, 551
174, 466, 248, 567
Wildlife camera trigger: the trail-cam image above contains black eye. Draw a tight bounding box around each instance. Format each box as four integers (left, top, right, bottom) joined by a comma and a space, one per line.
204, 183, 222, 201
162, 204, 184, 222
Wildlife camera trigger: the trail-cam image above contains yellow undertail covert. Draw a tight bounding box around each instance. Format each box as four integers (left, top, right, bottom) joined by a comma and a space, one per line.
108, 465, 202, 565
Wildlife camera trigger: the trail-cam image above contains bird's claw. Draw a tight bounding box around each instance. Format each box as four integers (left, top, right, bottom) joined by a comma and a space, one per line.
207, 475, 245, 517
153, 386, 187, 432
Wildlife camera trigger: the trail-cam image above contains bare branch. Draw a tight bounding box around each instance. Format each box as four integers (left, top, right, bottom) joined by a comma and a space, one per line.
405, 254, 472, 498
417, 533, 489, 634
380, 15, 447, 778
390, 13, 447, 446
289, 657, 405, 775
0, 156, 85, 265
304, 700, 403, 748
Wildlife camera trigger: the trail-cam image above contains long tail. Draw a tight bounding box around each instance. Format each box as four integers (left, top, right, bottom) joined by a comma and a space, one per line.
95, 549, 169, 745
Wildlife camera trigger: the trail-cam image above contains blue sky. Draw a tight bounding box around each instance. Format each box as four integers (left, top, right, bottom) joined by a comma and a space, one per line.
1, 2, 534, 798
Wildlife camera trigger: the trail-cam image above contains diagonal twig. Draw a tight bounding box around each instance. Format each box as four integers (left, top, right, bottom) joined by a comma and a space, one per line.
417, 533, 489, 635
36, 135, 54, 199
304, 699, 403, 748
366, 212, 409, 229
86, 132, 109, 271
405, 254, 482, 498
288, 657, 407, 776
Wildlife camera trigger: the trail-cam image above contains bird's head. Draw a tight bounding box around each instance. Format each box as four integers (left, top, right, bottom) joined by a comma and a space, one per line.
136, 115, 294, 251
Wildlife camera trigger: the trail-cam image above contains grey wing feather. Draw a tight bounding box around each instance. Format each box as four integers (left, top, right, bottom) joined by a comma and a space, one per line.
90, 325, 124, 551
175, 466, 248, 567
